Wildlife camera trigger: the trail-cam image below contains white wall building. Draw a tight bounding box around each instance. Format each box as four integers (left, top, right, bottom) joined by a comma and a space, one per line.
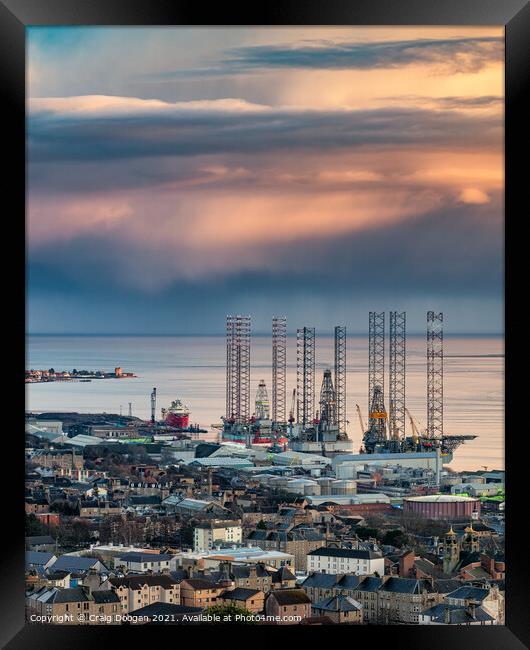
193, 520, 243, 551
307, 547, 385, 576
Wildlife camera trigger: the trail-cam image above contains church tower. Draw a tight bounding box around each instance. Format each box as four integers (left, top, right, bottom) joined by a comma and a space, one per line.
461, 524, 480, 553
443, 526, 460, 574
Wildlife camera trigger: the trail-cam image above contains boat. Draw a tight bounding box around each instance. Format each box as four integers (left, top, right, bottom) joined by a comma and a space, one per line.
161, 398, 190, 429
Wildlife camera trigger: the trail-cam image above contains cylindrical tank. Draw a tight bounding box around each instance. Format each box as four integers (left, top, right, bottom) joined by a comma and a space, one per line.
331, 480, 357, 495
303, 482, 321, 496
403, 495, 480, 520
316, 478, 334, 494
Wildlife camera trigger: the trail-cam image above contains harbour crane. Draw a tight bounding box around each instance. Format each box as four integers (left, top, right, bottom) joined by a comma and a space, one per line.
355, 404, 366, 435
405, 407, 421, 445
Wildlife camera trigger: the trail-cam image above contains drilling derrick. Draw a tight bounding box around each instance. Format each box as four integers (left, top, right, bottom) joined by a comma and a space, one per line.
255, 379, 270, 420
226, 316, 234, 419
389, 311, 406, 441
368, 312, 386, 441
150, 388, 157, 424
334, 326, 347, 435
272, 316, 287, 423
296, 327, 315, 428
363, 385, 387, 452
226, 315, 251, 423
319, 369, 337, 433
427, 311, 443, 439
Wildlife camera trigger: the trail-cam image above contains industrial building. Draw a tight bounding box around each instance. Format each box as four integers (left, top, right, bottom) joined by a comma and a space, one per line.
403, 495, 480, 520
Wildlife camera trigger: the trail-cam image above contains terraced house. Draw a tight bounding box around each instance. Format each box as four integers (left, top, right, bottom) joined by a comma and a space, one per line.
106, 574, 180, 614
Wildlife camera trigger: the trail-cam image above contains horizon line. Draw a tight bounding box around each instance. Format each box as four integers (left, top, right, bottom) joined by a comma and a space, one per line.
27, 331, 504, 337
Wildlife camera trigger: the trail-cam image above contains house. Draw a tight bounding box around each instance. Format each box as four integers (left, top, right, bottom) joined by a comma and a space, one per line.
108, 574, 180, 614
91, 591, 121, 623
301, 573, 442, 625
200, 546, 294, 570
307, 547, 385, 576
78, 500, 121, 517
377, 577, 436, 624
211, 562, 274, 593
218, 587, 265, 613
265, 589, 312, 624
114, 552, 174, 573
46, 570, 71, 589
312, 595, 363, 624
246, 528, 325, 571
26, 551, 57, 572
419, 603, 496, 625
444, 584, 504, 624
194, 520, 242, 551
179, 578, 223, 608
26, 535, 56, 552
25, 498, 50, 515
347, 576, 382, 623
51, 555, 108, 576
162, 496, 227, 517
271, 566, 297, 589
26, 586, 93, 624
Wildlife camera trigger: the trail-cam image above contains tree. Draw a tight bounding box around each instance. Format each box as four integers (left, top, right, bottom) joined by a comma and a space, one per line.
355, 526, 379, 540
26, 513, 46, 537
256, 519, 267, 530
382, 529, 409, 548
204, 604, 256, 624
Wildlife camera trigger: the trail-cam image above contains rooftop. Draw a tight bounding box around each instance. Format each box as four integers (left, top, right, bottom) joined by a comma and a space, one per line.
405, 495, 479, 502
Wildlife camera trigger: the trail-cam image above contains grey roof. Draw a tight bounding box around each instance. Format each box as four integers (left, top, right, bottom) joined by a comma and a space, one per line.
116, 552, 173, 562
433, 579, 463, 594
308, 547, 382, 560
52, 556, 107, 572
92, 590, 121, 604
26, 551, 55, 567
26, 535, 55, 546
354, 577, 383, 592
46, 587, 93, 604
335, 575, 363, 590
110, 574, 179, 590
269, 588, 311, 606
379, 578, 422, 594
169, 569, 189, 583
219, 587, 262, 600
46, 570, 70, 580
272, 566, 296, 583
313, 595, 362, 613
128, 495, 162, 505
446, 586, 489, 602
422, 603, 494, 624
302, 573, 339, 589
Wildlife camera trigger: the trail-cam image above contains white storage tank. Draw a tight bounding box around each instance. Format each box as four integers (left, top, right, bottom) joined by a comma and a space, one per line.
331, 479, 357, 495
303, 482, 321, 496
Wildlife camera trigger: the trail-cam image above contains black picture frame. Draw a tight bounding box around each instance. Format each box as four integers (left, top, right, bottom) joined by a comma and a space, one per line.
2, 0, 528, 647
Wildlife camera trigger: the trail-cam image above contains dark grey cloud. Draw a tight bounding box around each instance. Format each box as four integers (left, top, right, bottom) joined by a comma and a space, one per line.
224, 37, 503, 73
147, 37, 503, 80
29, 103, 502, 169
27, 197, 503, 334
29, 196, 502, 297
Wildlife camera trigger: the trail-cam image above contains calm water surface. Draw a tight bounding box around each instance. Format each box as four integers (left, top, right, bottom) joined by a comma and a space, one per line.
26, 335, 503, 472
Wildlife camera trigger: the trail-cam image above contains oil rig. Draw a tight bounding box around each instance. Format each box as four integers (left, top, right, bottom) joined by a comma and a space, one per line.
360, 311, 476, 463
219, 316, 353, 454
218, 312, 476, 463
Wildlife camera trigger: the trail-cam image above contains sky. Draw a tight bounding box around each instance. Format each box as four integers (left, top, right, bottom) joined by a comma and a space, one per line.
27, 27, 504, 334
